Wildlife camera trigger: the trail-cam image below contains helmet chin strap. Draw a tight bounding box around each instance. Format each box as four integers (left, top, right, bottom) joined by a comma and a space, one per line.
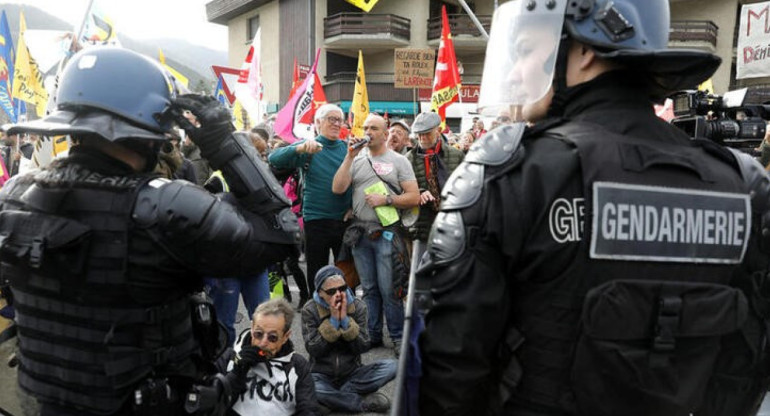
547, 32, 573, 118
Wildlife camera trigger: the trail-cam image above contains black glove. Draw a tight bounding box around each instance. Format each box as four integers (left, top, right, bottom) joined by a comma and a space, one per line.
232, 345, 267, 377
171, 94, 234, 150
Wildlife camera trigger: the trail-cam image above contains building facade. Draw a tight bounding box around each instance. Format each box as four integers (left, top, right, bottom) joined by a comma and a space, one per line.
207, 0, 770, 127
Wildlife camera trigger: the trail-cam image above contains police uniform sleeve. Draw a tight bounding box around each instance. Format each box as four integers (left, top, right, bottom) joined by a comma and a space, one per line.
133, 178, 295, 276
418, 125, 528, 415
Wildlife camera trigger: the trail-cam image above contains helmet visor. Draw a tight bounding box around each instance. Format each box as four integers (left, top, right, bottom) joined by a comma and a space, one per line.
478, 0, 566, 117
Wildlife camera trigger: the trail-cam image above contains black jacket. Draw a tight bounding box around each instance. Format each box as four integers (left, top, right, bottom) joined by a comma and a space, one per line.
301, 296, 369, 381
418, 71, 762, 416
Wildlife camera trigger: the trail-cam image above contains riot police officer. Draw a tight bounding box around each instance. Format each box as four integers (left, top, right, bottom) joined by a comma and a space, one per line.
0, 47, 298, 415
418, 1, 770, 415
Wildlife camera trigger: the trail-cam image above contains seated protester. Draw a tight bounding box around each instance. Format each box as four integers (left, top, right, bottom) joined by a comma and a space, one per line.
226, 298, 318, 415
301, 266, 396, 413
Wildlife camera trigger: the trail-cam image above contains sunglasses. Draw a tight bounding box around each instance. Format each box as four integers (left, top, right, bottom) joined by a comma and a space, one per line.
252, 330, 281, 343
321, 284, 347, 296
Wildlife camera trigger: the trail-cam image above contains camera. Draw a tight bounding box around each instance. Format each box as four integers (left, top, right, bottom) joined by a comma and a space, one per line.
670, 90, 769, 151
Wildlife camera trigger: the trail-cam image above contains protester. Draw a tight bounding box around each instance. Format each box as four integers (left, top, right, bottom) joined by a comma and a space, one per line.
387, 119, 412, 155
417, 1, 769, 415
224, 298, 319, 415
332, 113, 419, 355
406, 111, 464, 242
269, 104, 352, 292
0, 48, 298, 415
302, 266, 396, 413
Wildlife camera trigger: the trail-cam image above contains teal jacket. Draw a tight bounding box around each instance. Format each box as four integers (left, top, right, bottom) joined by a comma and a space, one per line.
268, 136, 351, 221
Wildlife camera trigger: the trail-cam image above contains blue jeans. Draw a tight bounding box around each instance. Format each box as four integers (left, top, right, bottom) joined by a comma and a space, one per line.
352, 234, 404, 344
312, 359, 397, 412
205, 270, 269, 346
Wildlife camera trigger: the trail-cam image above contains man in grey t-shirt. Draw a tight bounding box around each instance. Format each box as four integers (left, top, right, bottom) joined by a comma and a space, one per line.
332, 114, 419, 354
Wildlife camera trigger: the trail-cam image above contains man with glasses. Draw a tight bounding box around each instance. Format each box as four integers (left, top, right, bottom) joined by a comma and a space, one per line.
301, 265, 396, 413
269, 104, 352, 292
225, 298, 318, 415
406, 111, 465, 243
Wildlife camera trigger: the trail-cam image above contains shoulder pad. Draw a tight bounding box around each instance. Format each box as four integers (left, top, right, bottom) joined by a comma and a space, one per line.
440, 162, 484, 210
427, 211, 466, 266
133, 179, 217, 228
728, 148, 770, 213
464, 123, 526, 166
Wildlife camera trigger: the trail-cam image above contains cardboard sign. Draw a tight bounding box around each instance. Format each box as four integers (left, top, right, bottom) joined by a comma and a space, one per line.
394, 48, 435, 89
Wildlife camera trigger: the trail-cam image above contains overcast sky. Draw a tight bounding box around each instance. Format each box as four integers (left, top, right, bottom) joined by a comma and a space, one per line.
3, 0, 228, 51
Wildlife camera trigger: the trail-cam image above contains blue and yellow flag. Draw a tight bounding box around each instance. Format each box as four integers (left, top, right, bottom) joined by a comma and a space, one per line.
0, 10, 16, 122
12, 11, 48, 117
215, 75, 228, 105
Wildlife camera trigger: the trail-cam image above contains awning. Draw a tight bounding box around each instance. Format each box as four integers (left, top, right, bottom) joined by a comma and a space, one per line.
337, 101, 421, 116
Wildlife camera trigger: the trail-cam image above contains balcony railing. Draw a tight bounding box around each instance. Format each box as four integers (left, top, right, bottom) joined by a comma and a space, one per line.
324, 13, 411, 41
669, 20, 718, 48
427, 14, 491, 40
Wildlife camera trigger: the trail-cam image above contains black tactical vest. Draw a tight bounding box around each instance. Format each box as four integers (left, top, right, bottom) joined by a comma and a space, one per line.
508, 122, 750, 416
0, 164, 198, 414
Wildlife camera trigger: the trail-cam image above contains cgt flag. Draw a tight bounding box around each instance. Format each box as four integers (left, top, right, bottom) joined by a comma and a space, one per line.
12, 11, 48, 117
430, 5, 462, 129
274, 48, 326, 144
351, 50, 369, 138
0, 10, 16, 122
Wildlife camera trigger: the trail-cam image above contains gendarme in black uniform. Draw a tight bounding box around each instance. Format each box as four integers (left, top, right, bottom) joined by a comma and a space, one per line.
417, 1, 770, 415
0, 48, 298, 415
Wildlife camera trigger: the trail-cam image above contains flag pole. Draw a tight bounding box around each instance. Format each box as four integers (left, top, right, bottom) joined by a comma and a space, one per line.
456, 0, 489, 40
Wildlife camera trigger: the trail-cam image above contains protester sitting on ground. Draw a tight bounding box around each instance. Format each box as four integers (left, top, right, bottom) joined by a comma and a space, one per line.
301, 266, 396, 414
225, 298, 319, 415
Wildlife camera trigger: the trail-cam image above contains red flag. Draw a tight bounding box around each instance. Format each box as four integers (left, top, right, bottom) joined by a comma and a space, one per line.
430, 5, 462, 129
291, 58, 302, 93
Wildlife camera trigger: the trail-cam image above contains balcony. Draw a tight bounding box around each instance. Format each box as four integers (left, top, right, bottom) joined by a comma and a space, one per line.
427, 14, 491, 51
324, 13, 411, 51
669, 20, 718, 53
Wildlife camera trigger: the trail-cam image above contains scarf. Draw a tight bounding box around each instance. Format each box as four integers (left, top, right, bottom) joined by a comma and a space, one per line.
419, 138, 448, 211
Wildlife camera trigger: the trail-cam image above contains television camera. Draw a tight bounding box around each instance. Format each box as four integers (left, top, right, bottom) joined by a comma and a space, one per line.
670, 90, 769, 152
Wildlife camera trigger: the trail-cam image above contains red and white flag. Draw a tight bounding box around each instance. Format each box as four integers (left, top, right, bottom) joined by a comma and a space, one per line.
274, 49, 327, 143
234, 27, 263, 123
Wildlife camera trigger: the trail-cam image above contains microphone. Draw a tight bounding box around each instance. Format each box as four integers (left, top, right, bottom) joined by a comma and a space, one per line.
350, 135, 371, 150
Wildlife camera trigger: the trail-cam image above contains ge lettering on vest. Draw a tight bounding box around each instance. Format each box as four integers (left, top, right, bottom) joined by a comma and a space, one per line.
590, 182, 751, 264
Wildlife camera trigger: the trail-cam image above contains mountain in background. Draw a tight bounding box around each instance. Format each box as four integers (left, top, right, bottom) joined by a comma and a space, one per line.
0, 3, 227, 93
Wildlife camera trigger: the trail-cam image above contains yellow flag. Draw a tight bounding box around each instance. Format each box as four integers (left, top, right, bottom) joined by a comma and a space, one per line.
345, 0, 380, 12
233, 99, 251, 131
351, 50, 369, 138
159, 48, 189, 88
698, 78, 714, 94
12, 12, 48, 116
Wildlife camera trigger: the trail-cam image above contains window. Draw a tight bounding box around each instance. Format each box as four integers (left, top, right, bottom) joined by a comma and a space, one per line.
247, 15, 260, 41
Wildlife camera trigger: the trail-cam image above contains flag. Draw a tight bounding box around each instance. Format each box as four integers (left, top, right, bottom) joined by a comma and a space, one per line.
12, 11, 48, 117
235, 27, 263, 124
274, 48, 325, 144
351, 50, 369, 138
0, 155, 9, 187
215, 75, 229, 105
698, 78, 714, 94
159, 48, 189, 88
232, 99, 251, 131
291, 57, 302, 95
345, 0, 381, 12
79, 1, 117, 45
430, 5, 462, 130
0, 11, 16, 122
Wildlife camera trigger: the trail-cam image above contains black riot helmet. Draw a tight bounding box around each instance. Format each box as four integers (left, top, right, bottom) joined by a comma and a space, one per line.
8, 47, 178, 142
478, 0, 721, 116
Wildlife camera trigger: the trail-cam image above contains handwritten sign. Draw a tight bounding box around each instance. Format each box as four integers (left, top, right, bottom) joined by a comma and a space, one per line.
394, 48, 435, 89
